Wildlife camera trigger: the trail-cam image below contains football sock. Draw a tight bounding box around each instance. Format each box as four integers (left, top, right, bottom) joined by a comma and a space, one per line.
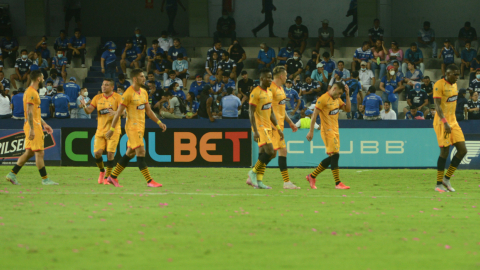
330, 154, 341, 185
111, 155, 133, 179
39, 167, 48, 180
11, 165, 22, 175
445, 156, 461, 180
278, 156, 289, 182
311, 156, 331, 178
252, 153, 270, 174
138, 157, 153, 183
105, 160, 114, 178
96, 158, 105, 172
437, 156, 447, 185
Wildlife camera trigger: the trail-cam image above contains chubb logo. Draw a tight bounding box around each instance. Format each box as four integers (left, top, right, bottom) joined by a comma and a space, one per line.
446, 95, 458, 102
329, 109, 339, 115
261, 103, 272, 110
451, 141, 480, 165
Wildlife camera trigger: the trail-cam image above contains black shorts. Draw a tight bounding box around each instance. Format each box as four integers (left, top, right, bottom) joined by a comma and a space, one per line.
177, 73, 187, 79
65, 8, 81, 23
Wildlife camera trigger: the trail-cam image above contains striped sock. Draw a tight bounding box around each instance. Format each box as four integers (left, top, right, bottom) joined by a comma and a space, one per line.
252, 160, 265, 174
140, 167, 153, 183
281, 170, 289, 182
312, 164, 327, 178
96, 158, 105, 172
445, 165, 457, 180
111, 164, 125, 179
105, 160, 114, 178
332, 168, 340, 185
257, 164, 266, 181
436, 171, 443, 185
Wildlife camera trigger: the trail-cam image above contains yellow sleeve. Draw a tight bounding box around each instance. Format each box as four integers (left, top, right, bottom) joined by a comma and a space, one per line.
339, 98, 345, 108
143, 90, 149, 104
249, 89, 259, 106
121, 91, 132, 107
433, 81, 443, 99
90, 95, 98, 108
26, 90, 36, 105
315, 95, 326, 111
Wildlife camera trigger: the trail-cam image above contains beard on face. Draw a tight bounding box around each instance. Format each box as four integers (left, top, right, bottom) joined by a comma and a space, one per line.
38, 80, 44, 89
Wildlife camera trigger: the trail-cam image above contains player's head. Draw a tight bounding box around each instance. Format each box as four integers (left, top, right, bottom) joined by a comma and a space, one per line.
259, 68, 272, 88
272, 66, 287, 85
330, 82, 345, 99
102, 78, 114, 94
368, 85, 376, 94
384, 101, 391, 111
163, 91, 173, 100
410, 42, 417, 52
173, 38, 181, 48
337, 61, 344, 70
362, 41, 369, 51
423, 75, 430, 84
21, 49, 28, 59
147, 80, 156, 91
407, 62, 415, 70
169, 82, 180, 92
410, 105, 418, 115
293, 50, 300, 60
323, 51, 330, 61
130, 68, 145, 86
117, 86, 124, 95
226, 87, 234, 95
445, 64, 459, 84
30, 70, 44, 88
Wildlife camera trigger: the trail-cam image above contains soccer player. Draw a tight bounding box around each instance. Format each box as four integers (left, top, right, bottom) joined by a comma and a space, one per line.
305, 82, 351, 190
269, 66, 300, 189
247, 68, 284, 189
80, 78, 122, 185
433, 64, 467, 193
5, 70, 57, 185
105, 68, 167, 187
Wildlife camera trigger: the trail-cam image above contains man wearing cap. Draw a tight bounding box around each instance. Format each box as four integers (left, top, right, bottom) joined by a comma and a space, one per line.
310, 63, 328, 93
380, 101, 396, 120
358, 61, 375, 92
406, 83, 429, 114
403, 43, 425, 76
63, 77, 81, 118
352, 41, 373, 71
368, 19, 384, 47
189, 74, 206, 99
157, 31, 173, 53
52, 85, 70, 119
317, 19, 334, 57
35, 37, 51, 64
238, 70, 253, 100
295, 109, 319, 129
285, 50, 303, 80
277, 44, 294, 66
424, 104, 436, 120
208, 75, 222, 95
404, 105, 424, 120
66, 28, 86, 68
328, 70, 345, 91
455, 22, 478, 52
439, 39, 459, 77
257, 43, 276, 71
288, 16, 308, 54
120, 40, 141, 76
101, 42, 118, 79
362, 86, 383, 120
133, 28, 147, 67
146, 40, 164, 73
54, 30, 69, 53
213, 10, 236, 44
39, 87, 53, 119
417, 21, 437, 58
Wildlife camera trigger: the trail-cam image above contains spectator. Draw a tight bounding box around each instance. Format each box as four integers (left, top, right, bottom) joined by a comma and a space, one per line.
424, 104, 436, 120
39, 87, 52, 119
150, 81, 165, 110
157, 31, 173, 52
277, 43, 294, 66
64, 76, 81, 118
393, 61, 404, 80
285, 50, 303, 80
0, 32, 18, 67
466, 91, 480, 120
169, 81, 186, 101
405, 105, 424, 120
406, 83, 428, 115
33, 51, 50, 81
214, 10, 236, 44
468, 69, 480, 96
455, 88, 468, 121
368, 18, 384, 46
228, 40, 246, 77
0, 70, 10, 95
352, 41, 373, 71
295, 109, 320, 129
219, 72, 236, 96
439, 39, 459, 77
0, 87, 11, 118
146, 80, 157, 102
218, 52, 236, 80
11, 88, 24, 120
212, 95, 222, 118
358, 61, 375, 92
189, 74, 206, 99
207, 41, 226, 60
64, 0, 81, 34
208, 75, 222, 96
460, 41, 476, 79
164, 70, 183, 89
53, 85, 70, 118
120, 39, 141, 76
52, 50, 68, 83
455, 21, 478, 52
417, 21, 437, 58
379, 65, 403, 115
205, 51, 219, 82
310, 63, 328, 93
66, 28, 86, 68
185, 92, 199, 119
257, 43, 277, 72
76, 87, 91, 119
328, 70, 345, 90
380, 100, 396, 120
342, 0, 357, 37
344, 71, 362, 119
403, 43, 425, 76
316, 19, 335, 57
370, 40, 387, 79
54, 30, 69, 52
284, 79, 301, 122
115, 73, 131, 91
301, 75, 321, 105
288, 16, 308, 54
163, 90, 185, 118
48, 69, 64, 90
335, 61, 350, 81
167, 38, 187, 62
251, 0, 277, 38
421, 76, 435, 105
305, 50, 319, 77
45, 79, 57, 97
219, 87, 241, 119
133, 27, 147, 67
238, 71, 253, 99
146, 72, 162, 90
116, 86, 125, 96
354, 104, 364, 120
470, 56, 480, 82
172, 53, 189, 87
292, 75, 303, 94
161, 0, 186, 36
321, 52, 336, 78
35, 37, 51, 64
386, 41, 403, 66
10, 49, 32, 90
101, 42, 117, 80
404, 62, 424, 94
363, 86, 383, 120
146, 40, 164, 73
153, 53, 169, 83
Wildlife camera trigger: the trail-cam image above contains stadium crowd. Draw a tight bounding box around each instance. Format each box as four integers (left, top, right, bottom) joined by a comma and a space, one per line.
0, 10, 479, 122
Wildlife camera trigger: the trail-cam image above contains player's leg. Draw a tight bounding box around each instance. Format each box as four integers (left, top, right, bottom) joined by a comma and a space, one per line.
93, 136, 107, 183
443, 140, 467, 192
248, 129, 274, 188
436, 146, 450, 192
330, 153, 349, 189
306, 131, 332, 189
34, 150, 57, 185
104, 133, 120, 184
6, 149, 34, 185
135, 146, 162, 187
279, 147, 300, 189
256, 143, 274, 189
107, 147, 135, 187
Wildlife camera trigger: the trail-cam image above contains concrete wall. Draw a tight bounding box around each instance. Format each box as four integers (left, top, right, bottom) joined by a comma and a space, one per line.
2, 0, 26, 36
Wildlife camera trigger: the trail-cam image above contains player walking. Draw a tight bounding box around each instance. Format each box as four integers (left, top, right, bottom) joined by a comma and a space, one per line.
5, 70, 58, 185
433, 64, 467, 193
105, 68, 167, 187
247, 68, 284, 189
305, 82, 351, 190
269, 66, 300, 189
80, 78, 122, 185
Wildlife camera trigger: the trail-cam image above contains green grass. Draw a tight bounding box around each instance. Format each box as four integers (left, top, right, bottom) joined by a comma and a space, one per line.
1, 167, 480, 270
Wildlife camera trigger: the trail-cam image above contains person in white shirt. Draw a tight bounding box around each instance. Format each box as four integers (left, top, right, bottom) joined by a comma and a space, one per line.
380, 100, 397, 120
0, 88, 12, 118
359, 61, 375, 92
157, 31, 173, 52
164, 70, 184, 89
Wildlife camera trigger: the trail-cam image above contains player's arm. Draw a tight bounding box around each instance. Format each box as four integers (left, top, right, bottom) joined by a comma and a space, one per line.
342, 84, 351, 112
27, 103, 35, 140
145, 103, 167, 132
284, 111, 298, 132
105, 105, 125, 139
306, 108, 320, 141
249, 103, 260, 142
269, 108, 284, 140
434, 97, 451, 134
40, 118, 53, 134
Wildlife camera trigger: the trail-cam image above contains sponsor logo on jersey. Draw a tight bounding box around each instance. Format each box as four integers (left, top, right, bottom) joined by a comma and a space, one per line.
329, 108, 339, 115
446, 95, 458, 102
137, 104, 145, 110
99, 108, 110, 115
261, 103, 272, 110
278, 99, 287, 105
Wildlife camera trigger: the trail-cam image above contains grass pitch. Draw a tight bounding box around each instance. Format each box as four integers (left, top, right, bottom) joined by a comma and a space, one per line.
1, 166, 480, 270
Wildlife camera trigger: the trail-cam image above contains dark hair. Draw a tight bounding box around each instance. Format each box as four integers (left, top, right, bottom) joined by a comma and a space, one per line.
334, 82, 346, 92
465, 41, 471, 45
322, 52, 330, 58
187, 91, 196, 100
169, 82, 179, 91
465, 21, 471, 27
227, 87, 234, 95
424, 76, 430, 79
21, 49, 28, 54
74, 28, 81, 33
46, 80, 53, 85
50, 69, 58, 75
446, 64, 459, 72
338, 60, 344, 65
352, 71, 359, 78
410, 105, 418, 110
363, 41, 369, 46
241, 70, 248, 75
423, 21, 430, 26
259, 68, 271, 78
130, 68, 144, 79
202, 84, 212, 94
384, 101, 391, 105
147, 71, 154, 75
374, 18, 379, 23
368, 86, 376, 93
410, 43, 417, 47
164, 91, 173, 97
30, 70, 43, 82
152, 40, 159, 44
148, 80, 156, 85
103, 78, 114, 86
155, 52, 163, 57
223, 52, 230, 58
118, 73, 125, 80
214, 40, 221, 45
161, 30, 168, 36
293, 49, 300, 55
177, 53, 184, 58
223, 72, 231, 77
173, 38, 181, 43
57, 85, 64, 92
168, 70, 176, 75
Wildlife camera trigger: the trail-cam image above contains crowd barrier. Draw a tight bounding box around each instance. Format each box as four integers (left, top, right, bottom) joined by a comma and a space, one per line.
0, 119, 479, 169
